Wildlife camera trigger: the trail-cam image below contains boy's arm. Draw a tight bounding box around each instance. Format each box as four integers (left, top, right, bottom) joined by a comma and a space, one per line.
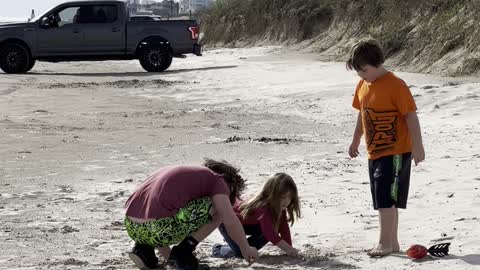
349, 112, 363, 158
405, 111, 425, 165
212, 194, 258, 264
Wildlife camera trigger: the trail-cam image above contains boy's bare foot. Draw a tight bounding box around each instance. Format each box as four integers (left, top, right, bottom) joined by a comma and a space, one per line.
367, 244, 393, 257
392, 242, 400, 253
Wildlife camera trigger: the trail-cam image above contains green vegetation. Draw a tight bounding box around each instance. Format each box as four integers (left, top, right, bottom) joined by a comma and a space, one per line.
201, 0, 480, 75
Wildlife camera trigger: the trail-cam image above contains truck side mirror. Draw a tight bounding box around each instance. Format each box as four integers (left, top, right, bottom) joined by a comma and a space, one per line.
40, 17, 51, 28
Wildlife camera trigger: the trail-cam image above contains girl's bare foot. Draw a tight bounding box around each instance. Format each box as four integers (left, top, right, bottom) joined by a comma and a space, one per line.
367, 244, 393, 257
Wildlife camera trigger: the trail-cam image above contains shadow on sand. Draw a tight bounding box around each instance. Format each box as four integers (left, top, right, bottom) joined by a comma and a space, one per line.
24, 65, 238, 77
391, 253, 480, 265
209, 253, 357, 270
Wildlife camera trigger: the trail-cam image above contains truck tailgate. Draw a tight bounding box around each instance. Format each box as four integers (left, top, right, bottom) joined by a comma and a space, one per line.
126, 20, 200, 55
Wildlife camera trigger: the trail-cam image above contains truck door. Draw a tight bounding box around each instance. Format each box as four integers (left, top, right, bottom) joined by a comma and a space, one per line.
78, 4, 124, 55
36, 6, 85, 56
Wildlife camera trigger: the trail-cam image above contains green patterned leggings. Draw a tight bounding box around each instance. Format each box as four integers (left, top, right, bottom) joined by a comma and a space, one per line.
125, 197, 212, 247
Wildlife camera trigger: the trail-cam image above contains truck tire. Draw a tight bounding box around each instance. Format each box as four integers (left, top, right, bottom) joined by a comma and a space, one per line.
24, 58, 36, 73
0, 43, 30, 74
139, 44, 173, 72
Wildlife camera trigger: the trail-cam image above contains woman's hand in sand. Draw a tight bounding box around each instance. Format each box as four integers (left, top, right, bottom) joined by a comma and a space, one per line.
241, 246, 259, 265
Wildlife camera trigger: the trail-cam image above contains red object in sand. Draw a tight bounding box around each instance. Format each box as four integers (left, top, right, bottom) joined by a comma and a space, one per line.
406, 244, 428, 259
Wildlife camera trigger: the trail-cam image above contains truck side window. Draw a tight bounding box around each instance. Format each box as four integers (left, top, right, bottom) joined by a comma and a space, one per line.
57, 7, 78, 27
73, 9, 81, 24
76, 6, 95, 24
75, 5, 118, 24
41, 6, 80, 28
96, 9, 107, 23
98, 5, 118, 23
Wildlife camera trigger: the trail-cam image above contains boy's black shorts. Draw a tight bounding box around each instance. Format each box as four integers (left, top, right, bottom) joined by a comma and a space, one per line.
368, 153, 412, 210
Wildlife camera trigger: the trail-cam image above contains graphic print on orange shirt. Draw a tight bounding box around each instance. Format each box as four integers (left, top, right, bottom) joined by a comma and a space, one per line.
364, 108, 399, 154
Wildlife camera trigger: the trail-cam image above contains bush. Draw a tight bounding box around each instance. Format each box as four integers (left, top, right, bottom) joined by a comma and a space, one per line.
201, 0, 480, 75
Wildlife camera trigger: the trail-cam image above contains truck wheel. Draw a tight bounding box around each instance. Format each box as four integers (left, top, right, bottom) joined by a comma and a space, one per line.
0, 43, 30, 74
24, 59, 36, 73
139, 44, 173, 72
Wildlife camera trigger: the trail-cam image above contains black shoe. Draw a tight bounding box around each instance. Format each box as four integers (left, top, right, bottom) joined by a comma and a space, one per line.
170, 245, 200, 270
129, 244, 161, 270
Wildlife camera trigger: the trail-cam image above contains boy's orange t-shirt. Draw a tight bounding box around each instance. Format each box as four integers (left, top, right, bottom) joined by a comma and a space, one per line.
352, 72, 417, 160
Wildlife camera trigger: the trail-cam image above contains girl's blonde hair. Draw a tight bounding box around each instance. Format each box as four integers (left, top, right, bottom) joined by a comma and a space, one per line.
239, 173, 301, 228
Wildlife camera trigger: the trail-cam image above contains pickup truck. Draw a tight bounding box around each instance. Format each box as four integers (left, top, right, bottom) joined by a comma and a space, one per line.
0, 0, 202, 73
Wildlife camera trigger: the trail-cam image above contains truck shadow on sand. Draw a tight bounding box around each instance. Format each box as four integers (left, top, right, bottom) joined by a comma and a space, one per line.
26, 65, 238, 77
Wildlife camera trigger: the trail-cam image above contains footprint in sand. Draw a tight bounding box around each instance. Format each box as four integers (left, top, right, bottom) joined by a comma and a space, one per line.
251, 248, 355, 269
100, 190, 127, 201
0, 208, 23, 216
112, 179, 133, 184
56, 185, 74, 193
101, 221, 124, 231
88, 239, 109, 249
60, 225, 79, 234
48, 258, 89, 267
100, 258, 130, 268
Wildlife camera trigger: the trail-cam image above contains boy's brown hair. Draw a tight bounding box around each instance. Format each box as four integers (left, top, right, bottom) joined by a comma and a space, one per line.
346, 40, 385, 71
203, 158, 245, 203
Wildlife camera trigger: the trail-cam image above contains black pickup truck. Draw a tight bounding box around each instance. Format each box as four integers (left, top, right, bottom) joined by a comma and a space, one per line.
0, 0, 202, 73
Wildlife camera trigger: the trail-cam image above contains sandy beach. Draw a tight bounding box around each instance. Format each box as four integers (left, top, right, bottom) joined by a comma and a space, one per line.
0, 46, 479, 270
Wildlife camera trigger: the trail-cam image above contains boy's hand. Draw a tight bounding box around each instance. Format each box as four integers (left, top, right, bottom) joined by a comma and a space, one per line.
241, 246, 258, 265
405, 111, 425, 166
412, 144, 425, 166
349, 140, 361, 158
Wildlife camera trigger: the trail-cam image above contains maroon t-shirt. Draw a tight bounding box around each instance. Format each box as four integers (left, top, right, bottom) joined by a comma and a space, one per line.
124, 166, 229, 219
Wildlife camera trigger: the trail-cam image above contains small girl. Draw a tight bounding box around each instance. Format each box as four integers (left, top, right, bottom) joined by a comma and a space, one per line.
212, 173, 301, 258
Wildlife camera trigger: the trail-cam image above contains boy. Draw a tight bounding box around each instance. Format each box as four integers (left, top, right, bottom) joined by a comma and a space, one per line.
124, 159, 259, 269
346, 40, 425, 257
